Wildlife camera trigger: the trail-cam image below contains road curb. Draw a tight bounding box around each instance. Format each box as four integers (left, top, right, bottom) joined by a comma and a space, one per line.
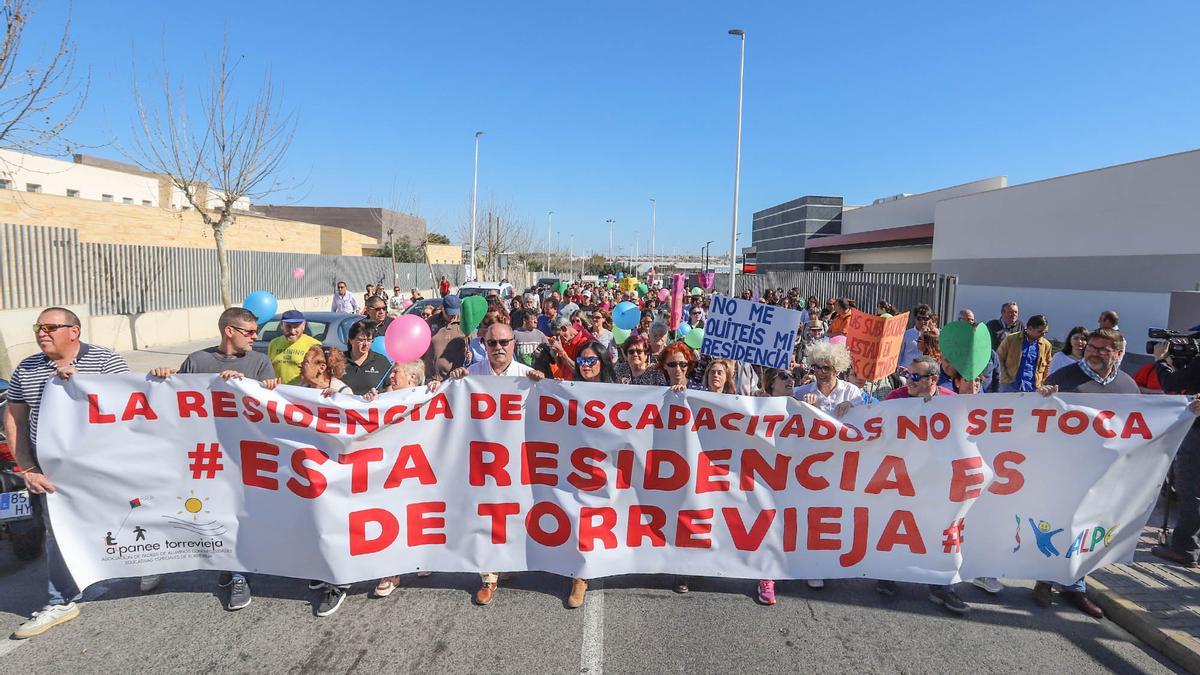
1088, 575, 1200, 674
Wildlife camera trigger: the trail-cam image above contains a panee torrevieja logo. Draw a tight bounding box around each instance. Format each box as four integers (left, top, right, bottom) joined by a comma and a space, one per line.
1013, 515, 1116, 559
101, 492, 227, 558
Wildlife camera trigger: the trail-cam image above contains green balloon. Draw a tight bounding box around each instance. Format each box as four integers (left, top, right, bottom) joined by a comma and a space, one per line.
637, 283, 649, 295
612, 325, 631, 345
940, 320, 992, 380
554, 281, 569, 294
690, 287, 703, 297
683, 327, 704, 349
460, 296, 489, 335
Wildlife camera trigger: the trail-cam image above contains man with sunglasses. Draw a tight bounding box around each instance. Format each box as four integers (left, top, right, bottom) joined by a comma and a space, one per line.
144, 307, 278, 608
879, 356, 970, 614
366, 298, 393, 334
433, 322, 543, 606
6, 308, 129, 639
898, 304, 933, 372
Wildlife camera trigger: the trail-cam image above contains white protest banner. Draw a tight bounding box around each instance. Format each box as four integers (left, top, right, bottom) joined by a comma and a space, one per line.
37, 375, 1194, 589
700, 295, 803, 369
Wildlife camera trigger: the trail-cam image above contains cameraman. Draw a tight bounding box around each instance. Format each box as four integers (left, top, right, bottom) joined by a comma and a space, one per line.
1151, 337, 1200, 566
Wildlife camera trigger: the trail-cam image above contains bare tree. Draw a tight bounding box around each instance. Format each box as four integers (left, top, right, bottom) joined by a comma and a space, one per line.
456, 195, 534, 281
0, 0, 87, 153
129, 35, 297, 308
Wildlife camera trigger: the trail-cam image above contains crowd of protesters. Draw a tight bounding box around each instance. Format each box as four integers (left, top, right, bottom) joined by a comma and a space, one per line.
4, 271, 1199, 638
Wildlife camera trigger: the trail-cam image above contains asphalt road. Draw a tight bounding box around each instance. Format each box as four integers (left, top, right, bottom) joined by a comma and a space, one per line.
0, 548, 1183, 674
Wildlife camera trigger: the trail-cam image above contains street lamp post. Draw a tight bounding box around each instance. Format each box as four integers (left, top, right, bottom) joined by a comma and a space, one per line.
569, 235, 574, 280
470, 131, 485, 282
606, 219, 615, 260
727, 29, 746, 296
546, 211, 553, 276
650, 198, 656, 271
703, 240, 714, 274
387, 227, 397, 287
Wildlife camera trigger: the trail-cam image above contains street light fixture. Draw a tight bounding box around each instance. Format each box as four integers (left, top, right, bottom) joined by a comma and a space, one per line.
546, 211, 553, 277
650, 198, 656, 271
606, 219, 615, 260
703, 240, 714, 274
727, 28, 745, 295
470, 131, 485, 281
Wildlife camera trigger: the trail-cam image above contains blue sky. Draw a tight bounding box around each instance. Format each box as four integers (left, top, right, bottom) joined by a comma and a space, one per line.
28, 1, 1200, 258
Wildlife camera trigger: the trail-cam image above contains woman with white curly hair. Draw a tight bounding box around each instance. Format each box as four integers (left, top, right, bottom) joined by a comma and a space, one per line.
796, 341, 865, 420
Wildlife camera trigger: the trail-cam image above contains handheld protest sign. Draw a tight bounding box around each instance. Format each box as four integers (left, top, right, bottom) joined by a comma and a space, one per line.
845, 310, 908, 381
697, 295, 801, 369
941, 320, 992, 380
461, 296, 489, 335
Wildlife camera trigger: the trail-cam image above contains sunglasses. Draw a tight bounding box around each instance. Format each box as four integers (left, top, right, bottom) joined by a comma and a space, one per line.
776, 372, 794, 381
576, 356, 600, 367
810, 364, 834, 372
906, 372, 937, 382
625, 348, 646, 355
664, 361, 688, 369
485, 338, 513, 348
370, 306, 387, 311
32, 323, 72, 334
230, 325, 259, 338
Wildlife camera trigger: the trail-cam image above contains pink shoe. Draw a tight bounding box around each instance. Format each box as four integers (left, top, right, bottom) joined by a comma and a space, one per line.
758, 579, 777, 605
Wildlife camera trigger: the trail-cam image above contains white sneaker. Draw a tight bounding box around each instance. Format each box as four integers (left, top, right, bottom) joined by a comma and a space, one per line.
972, 576, 1004, 594
139, 575, 163, 593
14, 603, 81, 639
806, 579, 825, 589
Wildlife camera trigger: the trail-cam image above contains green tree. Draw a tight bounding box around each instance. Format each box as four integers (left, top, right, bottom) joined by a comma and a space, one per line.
426, 231, 450, 245
375, 236, 425, 263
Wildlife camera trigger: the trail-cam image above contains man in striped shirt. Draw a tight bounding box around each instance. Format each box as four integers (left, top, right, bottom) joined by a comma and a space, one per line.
3, 307, 129, 639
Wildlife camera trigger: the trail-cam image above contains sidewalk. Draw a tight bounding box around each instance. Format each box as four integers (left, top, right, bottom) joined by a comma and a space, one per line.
1089, 504, 1200, 674
118, 339, 213, 373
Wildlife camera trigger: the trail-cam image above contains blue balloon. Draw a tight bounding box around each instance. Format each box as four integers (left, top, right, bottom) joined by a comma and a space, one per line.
243, 291, 277, 323
617, 272, 625, 279
677, 321, 690, 336
612, 301, 640, 330
371, 336, 392, 362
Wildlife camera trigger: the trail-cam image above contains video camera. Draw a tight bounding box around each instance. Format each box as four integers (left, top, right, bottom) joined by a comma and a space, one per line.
1147, 328, 1200, 368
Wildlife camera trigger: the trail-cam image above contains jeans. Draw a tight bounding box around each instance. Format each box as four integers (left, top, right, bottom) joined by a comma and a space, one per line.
1000, 381, 1032, 393
34, 494, 81, 606
1169, 422, 1200, 560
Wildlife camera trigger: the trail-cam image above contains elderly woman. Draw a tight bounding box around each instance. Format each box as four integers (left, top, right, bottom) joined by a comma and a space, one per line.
615, 335, 667, 386
368, 360, 436, 597
796, 341, 865, 419
645, 320, 670, 365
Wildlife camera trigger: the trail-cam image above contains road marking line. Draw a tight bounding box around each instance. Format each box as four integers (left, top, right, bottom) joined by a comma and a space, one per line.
579, 582, 604, 674
0, 637, 29, 657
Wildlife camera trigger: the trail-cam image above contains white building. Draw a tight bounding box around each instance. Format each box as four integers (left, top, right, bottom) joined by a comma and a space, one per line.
752, 148, 1200, 351
0, 148, 250, 211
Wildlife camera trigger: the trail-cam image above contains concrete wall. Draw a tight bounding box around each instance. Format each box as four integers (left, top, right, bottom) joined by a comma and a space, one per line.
841, 177, 1006, 234
252, 205, 426, 245
427, 243, 463, 265
0, 190, 376, 255
934, 148, 1200, 351
839, 247, 933, 272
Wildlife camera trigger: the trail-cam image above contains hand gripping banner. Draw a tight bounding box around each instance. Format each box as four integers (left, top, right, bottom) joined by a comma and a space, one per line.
37, 375, 1195, 589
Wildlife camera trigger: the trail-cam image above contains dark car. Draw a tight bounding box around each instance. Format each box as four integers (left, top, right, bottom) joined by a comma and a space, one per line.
404, 298, 444, 317
251, 312, 366, 354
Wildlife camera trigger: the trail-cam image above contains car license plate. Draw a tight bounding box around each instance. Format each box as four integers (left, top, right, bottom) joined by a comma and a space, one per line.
0, 490, 32, 520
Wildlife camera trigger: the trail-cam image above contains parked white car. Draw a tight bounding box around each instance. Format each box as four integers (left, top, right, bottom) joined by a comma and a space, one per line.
458, 281, 515, 301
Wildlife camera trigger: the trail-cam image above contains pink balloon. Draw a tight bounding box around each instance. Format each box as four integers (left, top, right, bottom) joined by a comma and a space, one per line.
400, 299, 413, 310
384, 314, 432, 363
829, 335, 848, 346
291, 267, 305, 280
657, 289, 669, 302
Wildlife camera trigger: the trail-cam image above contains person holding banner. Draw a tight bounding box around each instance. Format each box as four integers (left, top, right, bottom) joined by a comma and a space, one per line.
268, 311, 322, 385
1029, 327, 1138, 618
432, 321, 544, 607
795, 342, 865, 420
658, 343, 694, 393
6, 308, 130, 639
342, 321, 392, 396
880, 356, 971, 615
615, 335, 667, 386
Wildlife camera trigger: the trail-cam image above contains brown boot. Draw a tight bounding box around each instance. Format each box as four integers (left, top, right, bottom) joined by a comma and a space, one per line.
474, 582, 497, 606
1062, 590, 1104, 619
566, 578, 588, 609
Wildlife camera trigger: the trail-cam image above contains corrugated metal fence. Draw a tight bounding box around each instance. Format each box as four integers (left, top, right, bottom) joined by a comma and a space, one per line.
713, 270, 959, 320
0, 223, 469, 315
